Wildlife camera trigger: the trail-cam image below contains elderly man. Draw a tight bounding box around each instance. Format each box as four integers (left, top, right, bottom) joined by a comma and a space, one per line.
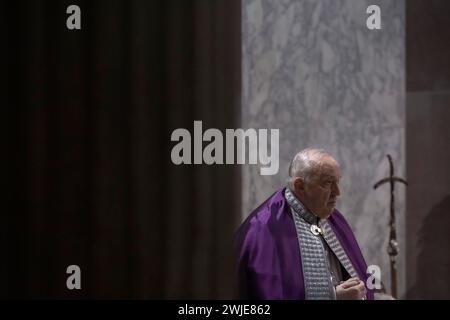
235, 148, 374, 300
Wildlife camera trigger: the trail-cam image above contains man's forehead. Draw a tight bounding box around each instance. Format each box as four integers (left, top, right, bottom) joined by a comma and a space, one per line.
310, 167, 341, 180
320, 173, 341, 180
318, 161, 341, 177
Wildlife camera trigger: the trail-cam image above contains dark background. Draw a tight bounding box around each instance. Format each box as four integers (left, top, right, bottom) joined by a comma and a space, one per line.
3, 0, 241, 299
406, 0, 450, 299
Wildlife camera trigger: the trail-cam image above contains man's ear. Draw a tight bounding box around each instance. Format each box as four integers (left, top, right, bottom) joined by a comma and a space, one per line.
293, 177, 306, 193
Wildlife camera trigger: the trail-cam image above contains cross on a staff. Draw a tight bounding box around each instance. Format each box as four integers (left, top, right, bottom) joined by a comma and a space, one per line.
373, 154, 407, 299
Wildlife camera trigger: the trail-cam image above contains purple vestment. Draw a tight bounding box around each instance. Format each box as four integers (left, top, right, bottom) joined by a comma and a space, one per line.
235, 188, 374, 300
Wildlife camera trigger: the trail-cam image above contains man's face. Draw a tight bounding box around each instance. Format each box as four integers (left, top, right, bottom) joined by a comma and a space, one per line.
295, 156, 341, 219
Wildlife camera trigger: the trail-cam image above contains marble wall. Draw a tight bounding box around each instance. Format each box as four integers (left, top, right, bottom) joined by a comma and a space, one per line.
242, 0, 406, 297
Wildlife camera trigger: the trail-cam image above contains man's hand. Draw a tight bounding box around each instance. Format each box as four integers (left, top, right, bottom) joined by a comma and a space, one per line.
336, 277, 367, 300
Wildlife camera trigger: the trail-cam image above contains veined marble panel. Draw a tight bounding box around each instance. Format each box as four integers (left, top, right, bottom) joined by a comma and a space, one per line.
242, 0, 405, 298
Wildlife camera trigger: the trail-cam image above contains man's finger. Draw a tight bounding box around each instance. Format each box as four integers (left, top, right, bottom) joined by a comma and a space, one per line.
355, 282, 367, 298
340, 279, 361, 289
340, 281, 358, 289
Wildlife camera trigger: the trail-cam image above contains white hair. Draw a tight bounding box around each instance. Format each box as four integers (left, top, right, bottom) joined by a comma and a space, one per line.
287, 148, 332, 189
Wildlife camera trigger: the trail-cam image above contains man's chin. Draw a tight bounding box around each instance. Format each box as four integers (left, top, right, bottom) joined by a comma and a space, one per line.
322, 206, 336, 218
